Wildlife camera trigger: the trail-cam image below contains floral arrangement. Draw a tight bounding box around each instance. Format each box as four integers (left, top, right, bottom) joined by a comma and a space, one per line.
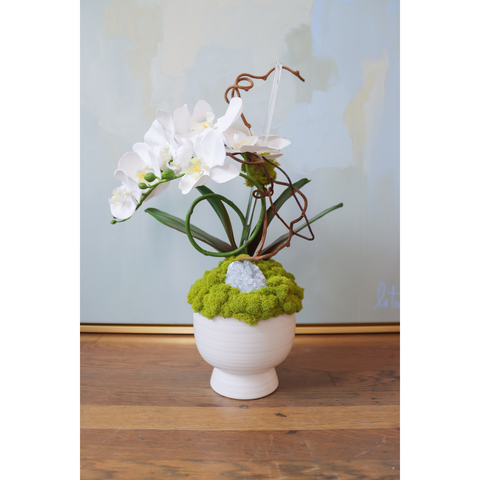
109, 64, 343, 323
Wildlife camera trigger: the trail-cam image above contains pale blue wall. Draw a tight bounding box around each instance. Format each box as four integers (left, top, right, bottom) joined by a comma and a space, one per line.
81, 0, 400, 324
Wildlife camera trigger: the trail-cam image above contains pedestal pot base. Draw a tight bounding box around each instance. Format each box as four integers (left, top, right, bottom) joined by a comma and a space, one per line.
210, 367, 278, 400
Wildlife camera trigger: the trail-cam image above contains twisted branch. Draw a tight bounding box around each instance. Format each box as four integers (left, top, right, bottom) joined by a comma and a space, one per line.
224, 65, 305, 130
227, 151, 314, 262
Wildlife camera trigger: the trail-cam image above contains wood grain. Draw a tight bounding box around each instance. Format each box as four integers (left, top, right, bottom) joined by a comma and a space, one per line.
81, 333, 399, 479
81, 459, 399, 480
81, 405, 399, 431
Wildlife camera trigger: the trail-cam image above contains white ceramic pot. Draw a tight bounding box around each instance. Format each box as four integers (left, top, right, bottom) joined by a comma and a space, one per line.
193, 312, 296, 400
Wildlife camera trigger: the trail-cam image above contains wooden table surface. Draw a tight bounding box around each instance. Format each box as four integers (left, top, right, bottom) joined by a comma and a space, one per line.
81, 333, 400, 479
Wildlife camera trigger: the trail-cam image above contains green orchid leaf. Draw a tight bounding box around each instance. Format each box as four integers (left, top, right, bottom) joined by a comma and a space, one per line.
145, 208, 233, 253
247, 178, 311, 256
239, 187, 255, 250
259, 202, 344, 255
196, 186, 237, 249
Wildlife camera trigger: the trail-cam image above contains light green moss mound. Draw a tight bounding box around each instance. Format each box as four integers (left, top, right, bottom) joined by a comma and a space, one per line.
187, 255, 304, 326
241, 160, 279, 187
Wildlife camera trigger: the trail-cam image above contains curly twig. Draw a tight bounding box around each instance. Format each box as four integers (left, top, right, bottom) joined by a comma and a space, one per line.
226, 151, 314, 262
224, 66, 305, 130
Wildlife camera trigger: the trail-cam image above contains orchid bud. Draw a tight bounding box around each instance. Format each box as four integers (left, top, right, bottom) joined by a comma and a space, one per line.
161, 168, 176, 180
144, 172, 156, 182
138, 182, 148, 189
111, 219, 117, 224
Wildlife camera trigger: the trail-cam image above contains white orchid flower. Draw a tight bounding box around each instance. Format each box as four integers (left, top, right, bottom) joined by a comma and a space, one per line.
109, 170, 142, 220
117, 143, 169, 201
144, 115, 179, 171
223, 121, 291, 160
224, 124, 259, 153
235, 134, 291, 160
178, 129, 240, 195
169, 139, 194, 174
145, 109, 199, 174
173, 97, 243, 142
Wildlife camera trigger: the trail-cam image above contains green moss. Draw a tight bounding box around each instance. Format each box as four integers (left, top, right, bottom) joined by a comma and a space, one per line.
187, 255, 304, 326
241, 160, 279, 187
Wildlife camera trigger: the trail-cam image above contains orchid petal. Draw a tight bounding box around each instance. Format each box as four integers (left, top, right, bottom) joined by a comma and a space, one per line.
223, 127, 240, 150
192, 99, 214, 123
209, 163, 240, 184
195, 130, 226, 167
177, 136, 193, 147
175, 143, 193, 168
223, 126, 236, 148
257, 135, 291, 150
110, 196, 137, 220
230, 122, 252, 136
215, 97, 243, 132
114, 168, 129, 184
173, 104, 191, 134
156, 109, 175, 138
145, 181, 169, 201
238, 145, 283, 160
144, 120, 166, 147
178, 173, 209, 195
175, 131, 197, 143
224, 126, 258, 151
239, 145, 280, 154
117, 153, 143, 180
113, 169, 141, 198
133, 142, 157, 168
195, 175, 210, 188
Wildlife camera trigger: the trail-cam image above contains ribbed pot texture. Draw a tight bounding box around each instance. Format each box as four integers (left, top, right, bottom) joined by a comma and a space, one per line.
193, 312, 296, 400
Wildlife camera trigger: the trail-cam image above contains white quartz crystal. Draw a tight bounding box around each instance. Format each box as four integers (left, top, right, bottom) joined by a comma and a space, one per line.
225, 260, 267, 293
